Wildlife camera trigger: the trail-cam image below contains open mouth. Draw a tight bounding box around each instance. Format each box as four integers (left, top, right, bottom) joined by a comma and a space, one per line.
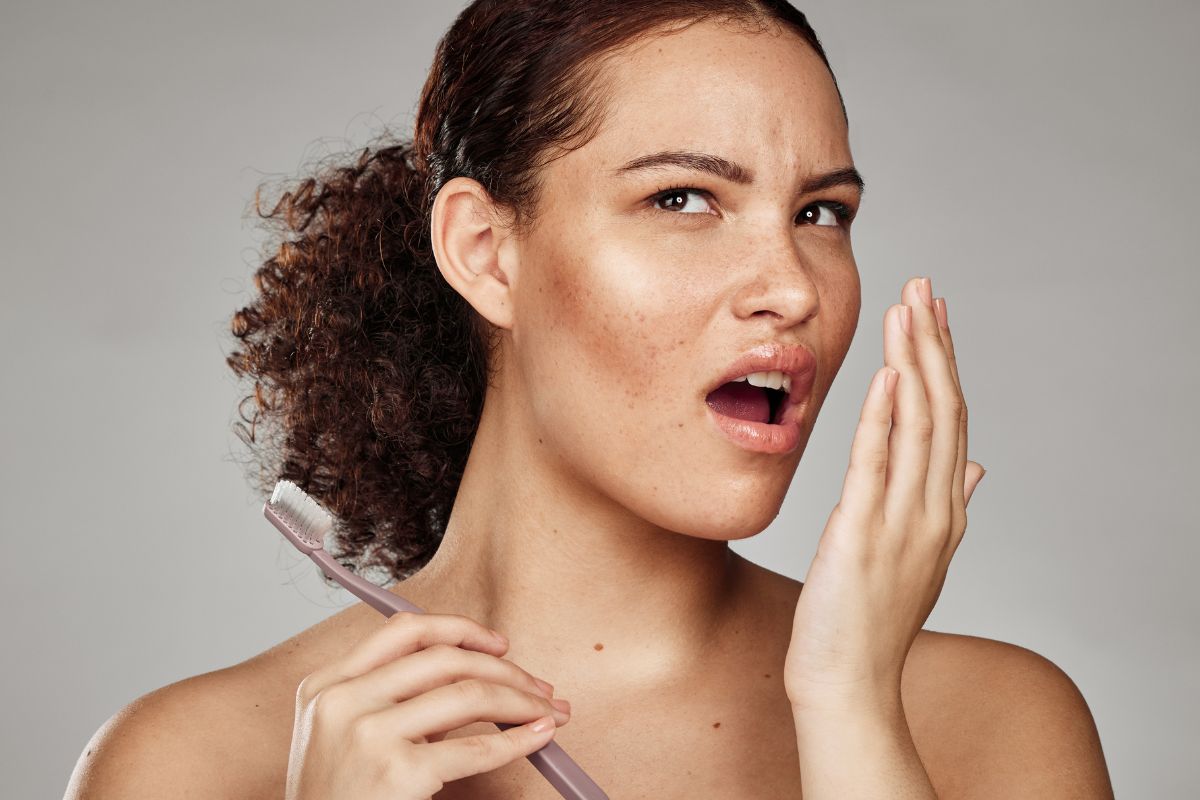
704, 380, 789, 425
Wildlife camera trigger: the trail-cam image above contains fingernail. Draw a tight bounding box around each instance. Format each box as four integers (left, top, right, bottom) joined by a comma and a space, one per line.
534, 678, 555, 697
934, 297, 948, 329
884, 366, 899, 399
919, 276, 934, 307
900, 305, 912, 337
550, 697, 571, 713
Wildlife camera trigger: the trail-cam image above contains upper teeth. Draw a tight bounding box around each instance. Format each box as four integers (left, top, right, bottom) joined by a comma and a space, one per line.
734, 370, 791, 394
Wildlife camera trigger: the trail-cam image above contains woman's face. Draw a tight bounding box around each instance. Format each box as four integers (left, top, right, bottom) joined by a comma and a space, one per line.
505, 19, 862, 539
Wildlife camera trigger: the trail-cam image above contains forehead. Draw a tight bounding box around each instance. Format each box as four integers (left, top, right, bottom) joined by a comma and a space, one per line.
563, 19, 851, 182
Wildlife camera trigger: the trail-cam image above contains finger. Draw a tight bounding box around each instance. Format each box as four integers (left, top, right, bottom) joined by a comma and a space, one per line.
964, 463, 986, 506
300, 612, 507, 701
942, 461, 985, 561
882, 298, 930, 523
418, 715, 558, 784
932, 295, 970, 533
932, 297, 962, 395
905, 278, 963, 528
837, 365, 898, 519
374, 677, 571, 743
323, 642, 556, 721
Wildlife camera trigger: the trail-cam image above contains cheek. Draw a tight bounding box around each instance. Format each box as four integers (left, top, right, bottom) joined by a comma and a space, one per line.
538, 245, 694, 415
815, 270, 862, 394
825, 279, 860, 346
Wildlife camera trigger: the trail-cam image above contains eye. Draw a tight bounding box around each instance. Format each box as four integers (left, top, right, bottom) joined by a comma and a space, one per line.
649, 185, 717, 215
800, 201, 855, 227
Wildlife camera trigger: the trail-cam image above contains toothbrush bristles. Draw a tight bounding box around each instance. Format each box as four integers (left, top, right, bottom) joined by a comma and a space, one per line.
269, 480, 333, 549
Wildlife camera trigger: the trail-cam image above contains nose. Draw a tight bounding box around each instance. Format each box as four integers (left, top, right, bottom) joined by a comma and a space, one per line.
729, 240, 820, 329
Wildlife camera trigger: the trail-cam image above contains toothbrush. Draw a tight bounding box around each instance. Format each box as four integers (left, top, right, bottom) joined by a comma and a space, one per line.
263, 479, 611, 800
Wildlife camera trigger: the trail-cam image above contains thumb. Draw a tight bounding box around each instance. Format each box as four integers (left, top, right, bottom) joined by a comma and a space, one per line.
964, 462, 986, 506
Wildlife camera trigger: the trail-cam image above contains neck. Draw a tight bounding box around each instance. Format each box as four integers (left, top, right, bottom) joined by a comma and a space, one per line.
389, 380, 751, 689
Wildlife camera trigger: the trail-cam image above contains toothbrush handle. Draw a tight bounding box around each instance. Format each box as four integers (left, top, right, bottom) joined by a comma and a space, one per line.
301, 546, 612, 800
309, 548, 428, 615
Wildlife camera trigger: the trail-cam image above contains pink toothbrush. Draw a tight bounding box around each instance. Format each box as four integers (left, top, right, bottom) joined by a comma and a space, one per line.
263, 479, 611, 800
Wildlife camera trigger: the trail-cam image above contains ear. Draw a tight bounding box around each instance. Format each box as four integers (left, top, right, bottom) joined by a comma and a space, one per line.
429, 176, 516, 331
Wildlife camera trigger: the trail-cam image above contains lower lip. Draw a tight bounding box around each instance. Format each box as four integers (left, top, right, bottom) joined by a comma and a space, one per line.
705, 400, 805, 454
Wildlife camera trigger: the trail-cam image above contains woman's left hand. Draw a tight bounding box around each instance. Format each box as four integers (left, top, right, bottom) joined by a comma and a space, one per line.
783, 276, 986, 713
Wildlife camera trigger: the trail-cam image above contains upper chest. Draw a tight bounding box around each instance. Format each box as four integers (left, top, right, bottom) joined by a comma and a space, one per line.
431, 679, 806, 800
225, 589, 979, 799
230, 647, 806, 800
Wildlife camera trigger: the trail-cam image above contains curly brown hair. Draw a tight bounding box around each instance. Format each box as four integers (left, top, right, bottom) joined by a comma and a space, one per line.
225, 0, 844, 588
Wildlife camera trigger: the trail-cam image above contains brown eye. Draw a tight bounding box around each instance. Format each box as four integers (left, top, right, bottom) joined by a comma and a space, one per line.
799, 201, 853, 227
651, 187, 716, 215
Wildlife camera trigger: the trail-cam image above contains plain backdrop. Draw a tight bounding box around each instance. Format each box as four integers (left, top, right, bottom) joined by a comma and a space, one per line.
2, 0, 1196, 796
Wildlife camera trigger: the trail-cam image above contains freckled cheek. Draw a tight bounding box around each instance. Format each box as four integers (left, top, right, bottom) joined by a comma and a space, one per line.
542, 258, 686, 414
814, 276, 861, 394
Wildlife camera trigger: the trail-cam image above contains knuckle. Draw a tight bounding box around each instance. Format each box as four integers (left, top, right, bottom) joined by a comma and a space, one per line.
942, 521, 967, 558
451, 613, 486, 631
426, 642, 458, 660
348, 712, 384, 747
852, 451, 888, 477
462, 733, 495, 761
511, 663, 540, 690
387, 610, 416, 626
425, 644, 467, 677
944, 395, 964, 419
455, 677, 489, 704
445, 612, 494, 641
295, 673, 321, 706
928, 512, 952, 539
309, 683, 347, 719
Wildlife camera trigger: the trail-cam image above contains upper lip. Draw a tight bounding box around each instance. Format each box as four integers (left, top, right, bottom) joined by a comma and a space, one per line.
705, 343, 818, 408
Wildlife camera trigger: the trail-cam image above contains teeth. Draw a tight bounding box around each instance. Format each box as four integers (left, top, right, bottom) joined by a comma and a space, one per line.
733, 370, 791, 394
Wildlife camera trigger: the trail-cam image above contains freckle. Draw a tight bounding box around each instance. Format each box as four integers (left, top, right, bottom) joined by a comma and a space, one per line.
712, 721, 721, 728
594, 642, 604, 651
538, 437, 543, 444
764, 673, 771, 678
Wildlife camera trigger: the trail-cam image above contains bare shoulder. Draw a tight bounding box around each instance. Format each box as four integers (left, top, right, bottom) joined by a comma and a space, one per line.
903, 630, 1115, 799
64, 608, 364, 800
63, 665, 276, 799
737, 563, 1114, 798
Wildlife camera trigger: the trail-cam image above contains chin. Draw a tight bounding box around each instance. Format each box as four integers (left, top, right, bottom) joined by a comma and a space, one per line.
667, 495, 787, 542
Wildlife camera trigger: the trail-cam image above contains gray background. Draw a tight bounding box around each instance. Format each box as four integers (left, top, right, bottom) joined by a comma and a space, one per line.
2, 0, 1196, 796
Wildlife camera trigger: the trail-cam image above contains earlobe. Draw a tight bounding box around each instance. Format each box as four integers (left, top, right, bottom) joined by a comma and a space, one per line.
429, 176, 515, 330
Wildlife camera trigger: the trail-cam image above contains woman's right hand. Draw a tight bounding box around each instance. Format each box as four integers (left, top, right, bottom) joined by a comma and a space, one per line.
284, 610, 572, 800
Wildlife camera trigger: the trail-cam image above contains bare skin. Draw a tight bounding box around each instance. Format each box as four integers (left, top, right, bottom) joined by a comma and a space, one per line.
112, 570, 1001, 799
82, 571, 1102, 799
66, 16, 1113, 800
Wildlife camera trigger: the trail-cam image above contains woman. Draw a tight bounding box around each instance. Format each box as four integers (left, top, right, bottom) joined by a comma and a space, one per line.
68, 1, 1114, 797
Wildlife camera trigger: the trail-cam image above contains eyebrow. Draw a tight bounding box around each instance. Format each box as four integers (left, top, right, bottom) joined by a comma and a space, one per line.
610, 149, 865, 198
